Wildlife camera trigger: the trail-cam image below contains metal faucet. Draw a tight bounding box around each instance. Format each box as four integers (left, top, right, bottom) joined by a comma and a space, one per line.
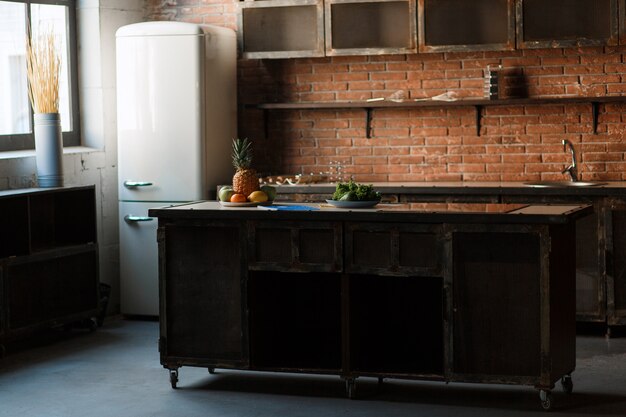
561, 139, 579, 182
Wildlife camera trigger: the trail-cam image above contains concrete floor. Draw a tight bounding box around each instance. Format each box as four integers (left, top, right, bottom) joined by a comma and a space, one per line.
1, 318, 626, 417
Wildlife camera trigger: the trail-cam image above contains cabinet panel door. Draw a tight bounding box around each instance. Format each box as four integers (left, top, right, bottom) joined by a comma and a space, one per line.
517, 0, 618, 48
345, 222, 442, 276
238, 0, 325, 59
162, 223, 245, 364
452, 231, 541, 378
607, 205, 626, 326
248, 221, 342, 272
326, 0, 418, 56
419, 0, 515, 52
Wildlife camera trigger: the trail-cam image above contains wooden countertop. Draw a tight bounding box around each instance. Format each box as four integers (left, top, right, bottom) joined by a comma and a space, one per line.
150, 201, 592, 225
270, 181, 626, 196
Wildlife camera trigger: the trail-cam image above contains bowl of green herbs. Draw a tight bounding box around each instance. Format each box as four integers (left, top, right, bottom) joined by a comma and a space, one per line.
326, 181, 381, 208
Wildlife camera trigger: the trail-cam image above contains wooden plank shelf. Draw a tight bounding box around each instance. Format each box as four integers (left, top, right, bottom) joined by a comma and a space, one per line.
250, 96, 626, 138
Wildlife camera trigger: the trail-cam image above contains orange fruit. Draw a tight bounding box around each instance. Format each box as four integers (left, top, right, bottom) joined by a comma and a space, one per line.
230, 193, 247, 203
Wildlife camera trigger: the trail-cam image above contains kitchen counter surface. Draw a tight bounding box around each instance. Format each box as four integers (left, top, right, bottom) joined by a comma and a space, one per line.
271, 181, 626, 196
150, 201, 592, 225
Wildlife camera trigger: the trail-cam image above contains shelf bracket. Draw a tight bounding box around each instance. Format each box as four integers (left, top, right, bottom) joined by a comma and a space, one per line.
365, 108, 372, 138
591, 102, 599, 135
475, 105, 483, 136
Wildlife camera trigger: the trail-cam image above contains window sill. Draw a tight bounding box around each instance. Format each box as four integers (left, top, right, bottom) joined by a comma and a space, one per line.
0, 146, 102, 160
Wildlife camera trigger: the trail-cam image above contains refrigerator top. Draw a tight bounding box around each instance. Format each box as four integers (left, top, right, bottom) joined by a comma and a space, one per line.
116, 21, 204, 38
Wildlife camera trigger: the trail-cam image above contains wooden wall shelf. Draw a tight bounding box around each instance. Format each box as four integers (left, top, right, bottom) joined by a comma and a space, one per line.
252, 96, 626, 138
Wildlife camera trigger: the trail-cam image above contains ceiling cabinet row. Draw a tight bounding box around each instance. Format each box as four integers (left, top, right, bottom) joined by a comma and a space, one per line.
237, 0, 622, 59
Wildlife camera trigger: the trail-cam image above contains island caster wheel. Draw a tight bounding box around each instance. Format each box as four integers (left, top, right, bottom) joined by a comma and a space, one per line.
208, 367, 215, 374
88, 317, 98, 332
169, 369, 179, 389
540, 389, 553, 411
345, 378, 357, 399
378, 377, 384, 385
561, 375, 573, 394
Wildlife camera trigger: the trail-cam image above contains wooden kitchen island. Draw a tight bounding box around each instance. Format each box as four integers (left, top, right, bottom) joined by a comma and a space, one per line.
149, 201, 591, 410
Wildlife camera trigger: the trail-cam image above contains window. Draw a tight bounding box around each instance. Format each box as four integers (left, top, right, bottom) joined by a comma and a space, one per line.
0, 0, 79, 151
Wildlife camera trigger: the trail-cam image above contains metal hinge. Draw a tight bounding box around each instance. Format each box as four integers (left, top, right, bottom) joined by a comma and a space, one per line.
157, 227, 165, 243
159, 337, 166, 353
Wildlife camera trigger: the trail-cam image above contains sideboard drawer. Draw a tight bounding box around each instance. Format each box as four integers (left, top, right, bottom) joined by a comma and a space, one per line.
345, 223, 442, 276
248, 221, 342, 272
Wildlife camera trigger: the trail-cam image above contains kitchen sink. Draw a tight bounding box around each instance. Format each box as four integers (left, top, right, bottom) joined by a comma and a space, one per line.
523, 181, 607, 188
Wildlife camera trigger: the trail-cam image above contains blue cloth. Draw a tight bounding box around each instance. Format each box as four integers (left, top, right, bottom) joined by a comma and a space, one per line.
257, 205, 319, 211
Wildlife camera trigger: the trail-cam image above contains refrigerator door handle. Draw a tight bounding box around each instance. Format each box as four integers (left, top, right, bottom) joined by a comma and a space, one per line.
123, 181, 153, 188
124, 215, 154, 223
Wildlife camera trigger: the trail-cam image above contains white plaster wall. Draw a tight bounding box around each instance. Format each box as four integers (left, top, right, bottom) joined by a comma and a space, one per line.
76, 0, 145, 314
0, 0, 145, 314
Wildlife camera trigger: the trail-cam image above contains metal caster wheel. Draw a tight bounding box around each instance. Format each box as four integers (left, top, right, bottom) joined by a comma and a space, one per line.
561, 375, 573, 394
540, 390, 553, 411
169, 369, 179, 389
88, 317, 98, 332
345, 378, 356, 399
378, 377, 384, 385
208, 367, 215, 374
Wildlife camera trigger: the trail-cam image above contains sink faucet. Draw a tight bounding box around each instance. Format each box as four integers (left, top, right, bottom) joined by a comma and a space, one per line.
561, 139, 579, 182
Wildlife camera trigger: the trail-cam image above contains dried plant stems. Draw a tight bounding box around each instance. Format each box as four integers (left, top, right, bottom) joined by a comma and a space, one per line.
26, 29, 61, 114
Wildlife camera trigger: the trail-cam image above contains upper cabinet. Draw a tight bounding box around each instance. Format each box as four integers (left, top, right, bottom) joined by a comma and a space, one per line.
237, 0, 325, 59
237, 0, 624, 59
325, 0, 417, 56
418, 0, 515, 53
516, 0, 619, 48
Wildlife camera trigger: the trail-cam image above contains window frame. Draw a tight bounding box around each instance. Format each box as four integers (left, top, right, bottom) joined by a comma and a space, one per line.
0, 0, 80, 152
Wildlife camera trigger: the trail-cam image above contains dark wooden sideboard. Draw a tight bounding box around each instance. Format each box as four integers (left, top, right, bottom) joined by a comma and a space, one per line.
270, 181, 626, 333
150, 201, 590, 410
0, 186, 100, 355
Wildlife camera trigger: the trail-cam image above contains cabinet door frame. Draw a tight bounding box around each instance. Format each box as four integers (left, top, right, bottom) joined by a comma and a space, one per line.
158, 219, 249, 368
325, 0, 418, 56
238, 0, 325, 59
604, 198, 626, 326
620, 0, 626, 44
345, 222, 443, 276
418, 0, 516, 53
248, 220, 343, 273
516, 0, 619, 49
446, 223, 552, 388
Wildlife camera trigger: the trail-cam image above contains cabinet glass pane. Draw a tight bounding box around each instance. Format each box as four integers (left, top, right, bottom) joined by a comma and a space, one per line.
423, 0, 510, 46
242, 5, 320, 52
330, 1, 412, 49
520, 0, 614, 44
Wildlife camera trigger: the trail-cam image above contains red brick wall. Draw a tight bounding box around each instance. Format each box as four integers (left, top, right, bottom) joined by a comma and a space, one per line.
145, 1, 626, 182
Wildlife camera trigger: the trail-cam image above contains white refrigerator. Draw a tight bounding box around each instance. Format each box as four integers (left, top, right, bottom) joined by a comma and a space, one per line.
116, 22, 236, 316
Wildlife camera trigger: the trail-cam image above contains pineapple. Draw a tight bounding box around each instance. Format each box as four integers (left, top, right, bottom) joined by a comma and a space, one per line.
231, 138, 260, 196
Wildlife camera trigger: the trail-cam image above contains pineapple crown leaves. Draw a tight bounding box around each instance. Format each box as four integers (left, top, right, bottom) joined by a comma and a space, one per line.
232, 137, 253, 170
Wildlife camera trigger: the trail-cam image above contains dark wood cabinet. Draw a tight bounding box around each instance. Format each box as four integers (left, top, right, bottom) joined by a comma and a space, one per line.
275, 183, 626, 332
325, 0, 417, 55
160, 222, 246, 364
152, 201, 588, 410
237, 0, 325, 59
418, 0, 515, 52
238, 0, 621, 58
0, 186, 99, 353
516, 0, 619, 48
